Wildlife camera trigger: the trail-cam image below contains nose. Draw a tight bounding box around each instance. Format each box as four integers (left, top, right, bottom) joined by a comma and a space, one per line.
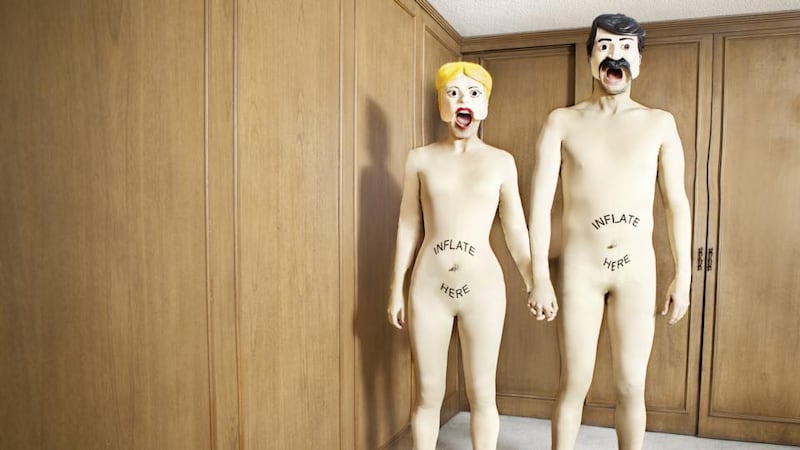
608, 44, 619, 59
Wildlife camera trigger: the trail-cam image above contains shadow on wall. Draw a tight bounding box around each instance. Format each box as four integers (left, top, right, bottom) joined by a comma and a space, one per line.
355, 98, 411, 449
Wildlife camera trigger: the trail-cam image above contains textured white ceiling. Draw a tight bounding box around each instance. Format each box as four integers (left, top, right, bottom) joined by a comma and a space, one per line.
426, 0, 800, 37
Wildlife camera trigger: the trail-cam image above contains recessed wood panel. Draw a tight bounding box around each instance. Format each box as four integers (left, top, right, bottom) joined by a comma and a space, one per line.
478, 48, 575, 417
422, 27, 459, 146
354, 0, 416, 448
237, 0, 341, 448
0, 2, 209, 449
585, 39, 708, 435
206, 0, 240, 447
700, 31, 800, 445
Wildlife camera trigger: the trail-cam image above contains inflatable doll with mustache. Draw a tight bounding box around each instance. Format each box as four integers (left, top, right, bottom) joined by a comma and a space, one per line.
528, 14, 692, 450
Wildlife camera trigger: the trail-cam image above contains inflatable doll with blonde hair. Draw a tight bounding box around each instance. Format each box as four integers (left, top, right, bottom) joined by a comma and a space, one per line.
387, 62, 533, 450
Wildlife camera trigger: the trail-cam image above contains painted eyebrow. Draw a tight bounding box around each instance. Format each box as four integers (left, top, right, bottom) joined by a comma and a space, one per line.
447, 85, 482, 91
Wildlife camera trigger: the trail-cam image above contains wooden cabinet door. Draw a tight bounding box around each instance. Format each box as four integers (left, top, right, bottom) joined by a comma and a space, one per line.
582, 36, 712, 435
476, 46, 577, 419
353, 1, 461, 448
354, 0, 417, 448
700, 29, 800, 446
0, 2, 213, 449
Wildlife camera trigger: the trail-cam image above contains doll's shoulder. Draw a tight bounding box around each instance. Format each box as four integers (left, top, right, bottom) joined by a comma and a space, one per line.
548, 105, 578, 120
651, 108, 677, 126
628, 103, 674, 121
405, 142, 446, 169
481, 145, 518, 172
407, 143, 436, 161
635, 107, 677, 134
540, 106, 584, 131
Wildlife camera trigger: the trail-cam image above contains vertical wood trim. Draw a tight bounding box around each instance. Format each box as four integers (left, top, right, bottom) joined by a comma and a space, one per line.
573, 40, 591, 104
340, 0, 357, 448
412, 5, 422, 428
206, 0, 240, 447
688, 34, 714, 436
699, 32, 725, 436
413, 0, 462, 45
232, 0, 243, 448
414, 7, 423, 149
423, 22, 461, 57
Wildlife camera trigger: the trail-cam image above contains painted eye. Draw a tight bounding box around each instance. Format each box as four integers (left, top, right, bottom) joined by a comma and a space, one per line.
446, 88, 458, 98
469, 88, 482, 98
600, 43, 608, 50
623, 43, 631, 50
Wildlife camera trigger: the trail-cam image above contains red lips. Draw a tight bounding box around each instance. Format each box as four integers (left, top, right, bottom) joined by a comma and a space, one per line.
455, 107, 473, 129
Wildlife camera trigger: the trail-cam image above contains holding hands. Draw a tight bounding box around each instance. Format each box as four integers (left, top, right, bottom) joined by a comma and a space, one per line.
527, 281, 559, 322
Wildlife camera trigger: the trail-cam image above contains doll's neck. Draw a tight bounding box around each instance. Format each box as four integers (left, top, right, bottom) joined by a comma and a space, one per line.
591, 81, 636, 113
447, 133, 482, 154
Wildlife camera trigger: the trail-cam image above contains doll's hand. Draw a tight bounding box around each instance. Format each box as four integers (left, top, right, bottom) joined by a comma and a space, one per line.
661, 279, 689, 325
387, 296, 406, 329
528, 282, 559, 322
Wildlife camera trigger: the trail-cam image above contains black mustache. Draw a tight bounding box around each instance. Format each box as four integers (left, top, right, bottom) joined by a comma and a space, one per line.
599, 57, 631, 72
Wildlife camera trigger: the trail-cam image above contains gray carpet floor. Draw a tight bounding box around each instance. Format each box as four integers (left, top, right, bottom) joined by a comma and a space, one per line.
437, 412, 799, 449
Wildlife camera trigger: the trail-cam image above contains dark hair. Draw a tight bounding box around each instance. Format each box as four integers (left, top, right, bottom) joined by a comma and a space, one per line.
586, 14, 646, 56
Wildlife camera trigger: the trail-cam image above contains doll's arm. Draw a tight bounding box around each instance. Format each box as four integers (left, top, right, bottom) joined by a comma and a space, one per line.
387, 150, 423, 329
527, 110, 563, 321
657, 112, 692, 325
498, 152, 533, 294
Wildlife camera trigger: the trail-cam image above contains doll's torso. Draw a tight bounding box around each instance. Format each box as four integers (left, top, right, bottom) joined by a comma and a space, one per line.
409, 141, 508, 305
555, 103, 671, 287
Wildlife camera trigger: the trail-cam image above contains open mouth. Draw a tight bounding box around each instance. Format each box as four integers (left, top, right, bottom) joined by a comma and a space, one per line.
606, 68, 624, 81
455, 108, 473, 129
599, 57, 630, 85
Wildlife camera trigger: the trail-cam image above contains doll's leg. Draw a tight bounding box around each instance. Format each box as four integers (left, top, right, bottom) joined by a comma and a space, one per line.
606, 278, 656, 450
551, 283, 605, 450
409, 294, 455, 450
457, 295, 506, 450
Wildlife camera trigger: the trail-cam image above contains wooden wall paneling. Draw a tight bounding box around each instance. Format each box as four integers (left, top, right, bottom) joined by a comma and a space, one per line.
582, 36, 712, 435
414, 0, 462, 47
421, 24, 460, 147
461, 11, 800, 55
237, 0, 341, 448
572, 41, 593, 106
0, 2, 210, 449
420, 19, 463, 425
341, 0, 358, 448
462, 28, 589, 54
637, 11, 800, 39
472, 47, 576, 418
699, 29, 800, 446
354, 0, 417, 448
206, 0, 240, 448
